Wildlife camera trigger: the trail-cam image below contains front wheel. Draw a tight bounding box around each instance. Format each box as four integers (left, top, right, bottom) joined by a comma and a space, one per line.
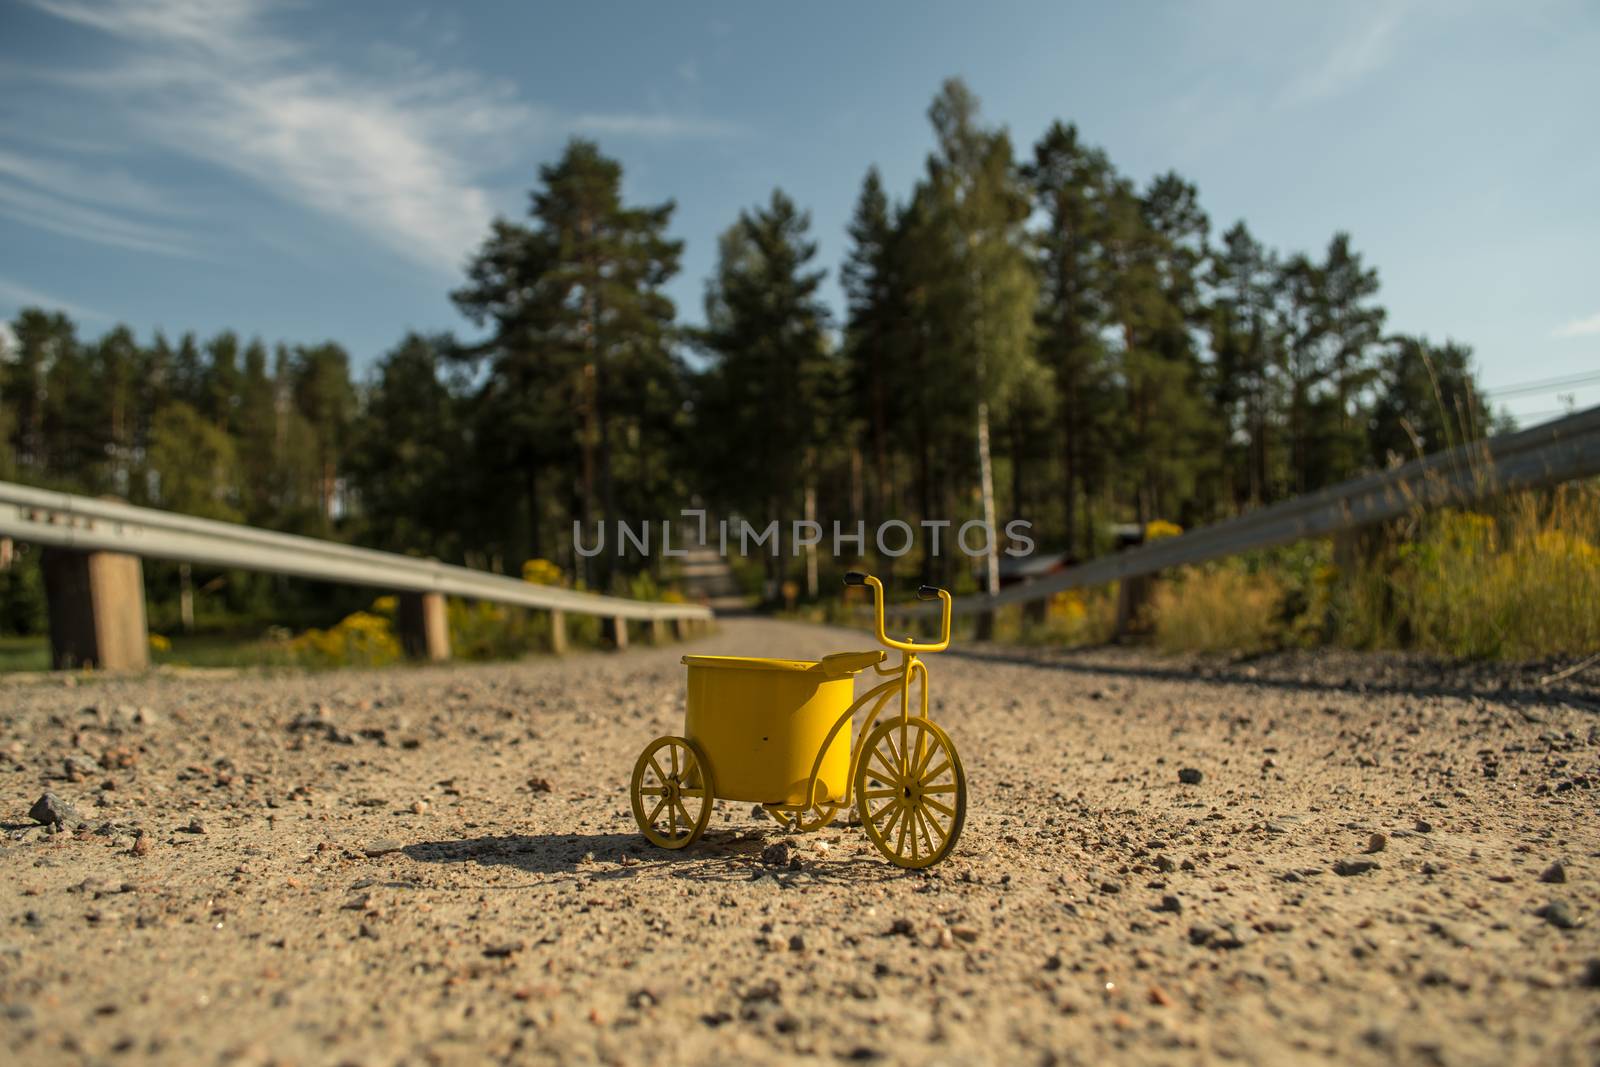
854, 717, 966, 869
631, 736, 713, 849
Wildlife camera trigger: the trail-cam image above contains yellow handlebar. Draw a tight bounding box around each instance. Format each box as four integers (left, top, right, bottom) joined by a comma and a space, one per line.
846, 572, 952, 654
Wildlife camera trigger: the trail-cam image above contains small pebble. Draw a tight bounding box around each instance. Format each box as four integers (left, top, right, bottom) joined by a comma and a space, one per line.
29, 793, 82, 829
1539, 861, 1567, 884
1178, 768, 1203, 785
1365, 833, 1388, 854
1334, 858, 1380, 876
1536, 900, 1579, 930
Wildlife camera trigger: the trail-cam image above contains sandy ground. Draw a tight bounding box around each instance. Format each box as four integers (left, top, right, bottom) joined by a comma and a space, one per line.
2, 620, 1598, 1066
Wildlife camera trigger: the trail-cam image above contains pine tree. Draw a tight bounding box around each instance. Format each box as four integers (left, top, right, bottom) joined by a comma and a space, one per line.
454, 139, 683, 585
842, 168, 908, 524
1208, 222, 1285, 504
919, 78, 1040, 590
698, 189, 835, 597
1369, 336, 1488, 463
1026, 121, 1117, 553
348, 334, 467, 555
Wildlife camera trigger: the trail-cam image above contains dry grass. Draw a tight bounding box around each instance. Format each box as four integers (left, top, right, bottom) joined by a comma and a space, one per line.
1150, 565, 1285, 655
1339, 484, 1600, 659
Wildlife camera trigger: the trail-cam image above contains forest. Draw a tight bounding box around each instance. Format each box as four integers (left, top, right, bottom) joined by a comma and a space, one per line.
0, 79, 1500, 639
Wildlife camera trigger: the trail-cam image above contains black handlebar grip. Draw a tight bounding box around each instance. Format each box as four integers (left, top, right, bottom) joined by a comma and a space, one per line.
843, 571, 868, 586
917, 584, 942, 600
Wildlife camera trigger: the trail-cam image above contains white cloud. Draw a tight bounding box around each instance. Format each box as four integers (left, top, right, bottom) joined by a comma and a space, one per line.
0, 179, 202, 257
571, 113, 740, 140
1278, 8, 1404, 107
21, 0, 739, 274
0, 148, 202, 256
1552, 312, 1600, 339
0, 277, 105, 321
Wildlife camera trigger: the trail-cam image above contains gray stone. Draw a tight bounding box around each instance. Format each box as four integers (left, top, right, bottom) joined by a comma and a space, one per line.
1334, 858, 1381, 876
28, 793, 81, 829
1536, 900, 1580, 930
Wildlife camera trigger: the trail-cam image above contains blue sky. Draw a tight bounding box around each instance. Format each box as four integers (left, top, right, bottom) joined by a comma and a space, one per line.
1, 0, 1596, 424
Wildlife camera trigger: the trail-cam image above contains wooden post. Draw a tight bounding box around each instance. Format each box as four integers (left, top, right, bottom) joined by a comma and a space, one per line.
604, 616, 629, 650
397, 592, 451, 662
974, 607, 995, 641
673, 616, 690, 642
1114, 574, 1155, 639
651, 618, 669, 644
41, 548, 149, 671
548, 609, 568, 655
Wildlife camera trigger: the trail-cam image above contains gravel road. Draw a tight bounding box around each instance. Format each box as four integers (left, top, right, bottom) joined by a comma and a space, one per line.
3, 620, 1598, 1066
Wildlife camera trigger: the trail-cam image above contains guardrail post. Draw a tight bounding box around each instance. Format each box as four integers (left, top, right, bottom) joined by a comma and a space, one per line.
651, 618, 669, 644
40, 548, 149, 671
1114, 574, 1155, 639
604, 616, 629, 650
673, 617, 691, 641
548, 609, 568, 654
397, 592, 451, 662
974, 604, 995, 641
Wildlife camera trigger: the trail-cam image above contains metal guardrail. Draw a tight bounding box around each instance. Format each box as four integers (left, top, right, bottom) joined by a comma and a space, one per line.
0, 483, 712, 623
891, 403, 1600, 619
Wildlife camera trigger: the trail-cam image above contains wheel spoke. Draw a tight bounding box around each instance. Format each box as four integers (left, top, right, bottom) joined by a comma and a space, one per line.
894, 809, 909, 856
680, 787, 705, 798
869, 746, 900, 784
861, 787, 899, 800
669, 800, 679, 838
647, 797, 667, 824
920, 759, 951, 784
878, 804, 904, 842
923, 795, 957, 820
912, 731, 937, 780
674, 799, 693, 829
670, 744, 680, 777
638, 785, 665, 796
876, 729, 902, 771
917, 804, 948, 846
868, 796, 898, 826
899, 721, 909, 778
915, 809, 934, 857
922, 782, 958, 794
648, 755, 668, 785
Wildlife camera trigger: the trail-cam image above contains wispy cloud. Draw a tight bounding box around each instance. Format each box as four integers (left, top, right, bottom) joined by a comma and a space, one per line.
0, 147, 203, 257
1278, 8, 1405, 107
1552, 312, 1600, 339
19, 0, 740, 273
0, 276, 105, 320
572, 113, 740, 140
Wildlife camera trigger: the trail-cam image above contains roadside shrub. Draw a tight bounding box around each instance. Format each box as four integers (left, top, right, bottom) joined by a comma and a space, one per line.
281, 609, 402, 669
1344, 485, 1600, 658
1151, 565, 1284, 654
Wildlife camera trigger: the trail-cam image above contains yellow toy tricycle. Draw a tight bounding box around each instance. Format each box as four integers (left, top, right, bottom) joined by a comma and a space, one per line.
629, 572, 967, 869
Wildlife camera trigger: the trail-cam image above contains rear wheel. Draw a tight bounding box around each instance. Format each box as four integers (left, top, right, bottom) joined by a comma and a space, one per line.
853, 717, 966, 869
630, 736, 713, 849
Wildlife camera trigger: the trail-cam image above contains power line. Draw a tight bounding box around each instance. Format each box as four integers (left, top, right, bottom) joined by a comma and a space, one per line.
1483, 369, 1600, 398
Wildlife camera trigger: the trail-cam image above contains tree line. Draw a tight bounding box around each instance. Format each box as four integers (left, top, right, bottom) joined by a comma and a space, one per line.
0, 78, 1497, 624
